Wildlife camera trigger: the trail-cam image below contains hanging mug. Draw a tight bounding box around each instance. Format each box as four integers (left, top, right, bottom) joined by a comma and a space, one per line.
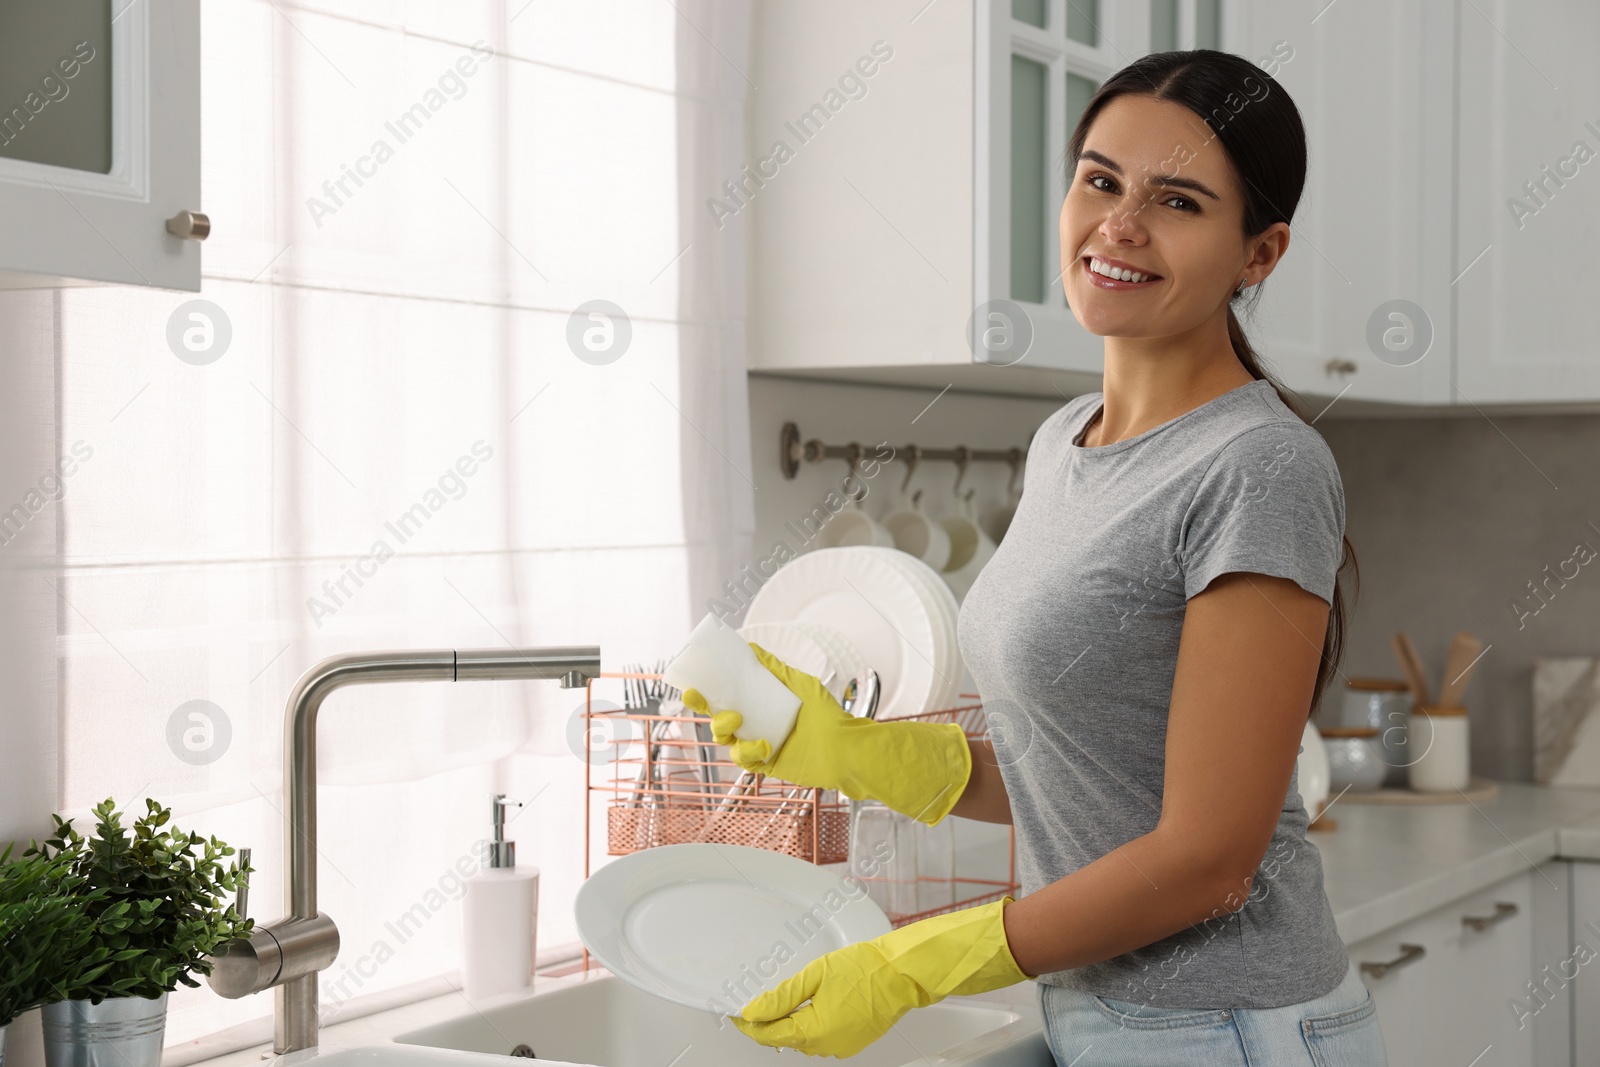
980, 447, 1024, 544
940, 488, 996, 603
814, 454, 893, 548
883, 488, 952, 570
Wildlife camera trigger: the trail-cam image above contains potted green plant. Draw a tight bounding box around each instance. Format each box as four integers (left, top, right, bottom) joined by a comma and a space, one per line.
27, 798, 252, 1067
0, 845, 104, 1067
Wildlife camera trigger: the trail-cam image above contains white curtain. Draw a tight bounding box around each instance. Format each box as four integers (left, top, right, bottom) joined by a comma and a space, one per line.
51, 0, 753, 1047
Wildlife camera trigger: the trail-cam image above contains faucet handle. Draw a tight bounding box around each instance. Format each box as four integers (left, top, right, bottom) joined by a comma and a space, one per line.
209, 912, 340, 999
235, 847, 251, 923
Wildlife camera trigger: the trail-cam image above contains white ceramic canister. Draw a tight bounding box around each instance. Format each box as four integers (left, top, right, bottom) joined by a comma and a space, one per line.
1407, 704, 1470, 792
1297, 720, 1330, 816
1320, 726, 1388, 792
1341, 678, 1412, 787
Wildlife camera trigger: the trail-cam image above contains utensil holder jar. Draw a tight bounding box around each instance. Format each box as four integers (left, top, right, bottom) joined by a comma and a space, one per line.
1408, 704, 1470, 792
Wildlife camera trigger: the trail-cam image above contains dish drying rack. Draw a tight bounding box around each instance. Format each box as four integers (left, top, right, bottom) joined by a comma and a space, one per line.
580, 669, 1019, 936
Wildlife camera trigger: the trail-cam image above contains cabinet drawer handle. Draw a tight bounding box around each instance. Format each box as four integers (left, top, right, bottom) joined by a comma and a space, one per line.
1324, 358, 1358, 377
1461, 901, 1518, 931
1358, 942, 1425, 979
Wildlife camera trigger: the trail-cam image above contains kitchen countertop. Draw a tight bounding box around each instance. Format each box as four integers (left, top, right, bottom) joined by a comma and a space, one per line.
1557, 803, 1600, 860
1314, 780, 1600, 944
176, 780, 1600, 1067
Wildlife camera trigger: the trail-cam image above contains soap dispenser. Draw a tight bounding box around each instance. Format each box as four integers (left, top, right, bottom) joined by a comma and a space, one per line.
462, 793, 540, 999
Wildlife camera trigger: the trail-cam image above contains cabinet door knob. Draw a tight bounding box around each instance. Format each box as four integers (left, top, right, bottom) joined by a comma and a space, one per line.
1461, 900, 1518, 931
1324, 358, 1358, 377
166, 210, 211, 241
1358, 942, 1425, 979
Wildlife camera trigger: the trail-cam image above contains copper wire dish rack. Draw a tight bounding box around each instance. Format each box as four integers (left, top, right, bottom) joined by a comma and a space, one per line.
579, 671, 1018, 945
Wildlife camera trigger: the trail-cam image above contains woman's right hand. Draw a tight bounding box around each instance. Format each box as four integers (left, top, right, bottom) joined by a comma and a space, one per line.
681, 641, 974, 826
680, 641, 854, 791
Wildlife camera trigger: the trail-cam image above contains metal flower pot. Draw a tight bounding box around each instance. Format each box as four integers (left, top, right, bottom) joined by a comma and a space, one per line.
40, 994, 168, 1067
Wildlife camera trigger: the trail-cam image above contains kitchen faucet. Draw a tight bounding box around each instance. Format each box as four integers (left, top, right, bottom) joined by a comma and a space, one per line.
207, 646, 602, 1054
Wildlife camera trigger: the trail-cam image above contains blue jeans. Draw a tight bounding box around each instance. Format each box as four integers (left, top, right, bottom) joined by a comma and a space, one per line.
1037, 959, 1388, 1066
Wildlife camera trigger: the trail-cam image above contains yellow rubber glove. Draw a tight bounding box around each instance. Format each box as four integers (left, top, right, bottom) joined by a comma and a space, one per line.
681, 642, 972, 826
732, 896, 1031, 1057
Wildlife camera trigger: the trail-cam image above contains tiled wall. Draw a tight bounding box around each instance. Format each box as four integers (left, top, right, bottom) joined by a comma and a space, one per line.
1319, 409, 1600, 783
749, 372, 1600, 783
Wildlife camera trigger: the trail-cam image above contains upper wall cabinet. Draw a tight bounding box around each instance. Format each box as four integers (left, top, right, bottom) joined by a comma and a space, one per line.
746, 0, 1226, 390
1455, 0, 1600, 404
976, 0, 1173, 379
748, 0, 1460, 405
0, 0, 202, 292
745, 1, 979, 381
1235, 0, 1456, 408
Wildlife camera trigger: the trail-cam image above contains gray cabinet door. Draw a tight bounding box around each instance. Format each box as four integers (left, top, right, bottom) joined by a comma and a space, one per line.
1455, 0, 1600, 403
1234, 0, 1455, 407
0, 1, 200, 291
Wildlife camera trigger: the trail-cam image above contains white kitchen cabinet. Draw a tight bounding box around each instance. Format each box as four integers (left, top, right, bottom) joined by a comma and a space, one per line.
748, 0, 1468, 406
1347, 866, 1542, 1066
1528, 859, 1576, 1067
747, 0, 1245, 396
1454, 0, 1600, 404
1232, 0, 1456, 407
1573, 862, 1600, 1066
0, 0, 202, 292
976, 0, 1169, 379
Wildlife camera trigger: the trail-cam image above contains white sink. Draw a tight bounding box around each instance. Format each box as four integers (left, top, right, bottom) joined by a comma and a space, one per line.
392, 970, 1049, 1067
280, 1048, 590, 1067
256, 969, 1049, 1067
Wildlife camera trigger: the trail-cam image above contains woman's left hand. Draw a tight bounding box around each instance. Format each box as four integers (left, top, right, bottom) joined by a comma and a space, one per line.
730, 896, 1031, 1057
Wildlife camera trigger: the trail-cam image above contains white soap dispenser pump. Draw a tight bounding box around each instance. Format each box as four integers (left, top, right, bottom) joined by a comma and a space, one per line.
461, 793, 540, 999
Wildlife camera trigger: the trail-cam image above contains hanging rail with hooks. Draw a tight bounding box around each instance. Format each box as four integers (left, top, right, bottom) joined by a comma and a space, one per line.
779, 421, 1033, 497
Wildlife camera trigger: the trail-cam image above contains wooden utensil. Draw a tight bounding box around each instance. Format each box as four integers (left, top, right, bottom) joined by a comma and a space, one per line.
1391, 631, 1432, 706
1436, 630, 1484, 708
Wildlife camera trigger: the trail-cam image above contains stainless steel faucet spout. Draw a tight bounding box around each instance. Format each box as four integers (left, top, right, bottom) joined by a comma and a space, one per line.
208, 646, 601, 1054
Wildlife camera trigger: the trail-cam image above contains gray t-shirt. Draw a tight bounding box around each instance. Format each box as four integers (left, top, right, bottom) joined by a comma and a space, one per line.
957, 378, 1350, 1009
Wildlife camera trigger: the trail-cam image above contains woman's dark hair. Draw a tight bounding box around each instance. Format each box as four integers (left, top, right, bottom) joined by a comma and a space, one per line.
1066, 49, 1358, 722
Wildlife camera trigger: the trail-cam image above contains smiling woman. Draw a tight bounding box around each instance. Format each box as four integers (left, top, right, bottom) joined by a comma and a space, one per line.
967, 49, 1381, 1066
704, 48, 1383, 1067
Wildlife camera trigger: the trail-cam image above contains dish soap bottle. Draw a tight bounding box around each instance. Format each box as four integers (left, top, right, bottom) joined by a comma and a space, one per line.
462, 793, 539, 998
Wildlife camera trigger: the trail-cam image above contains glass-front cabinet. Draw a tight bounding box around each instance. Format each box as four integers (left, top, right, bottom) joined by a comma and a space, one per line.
749, 0, 1465, 405
977, 1, 1226, 375
0, 0, 202, 291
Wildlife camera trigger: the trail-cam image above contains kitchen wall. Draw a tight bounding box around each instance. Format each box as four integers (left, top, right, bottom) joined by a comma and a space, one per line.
1319, 408, 1600, 784
0, 289, 64, 1067
0, 290, 61, 843
748, 372, 1600, 785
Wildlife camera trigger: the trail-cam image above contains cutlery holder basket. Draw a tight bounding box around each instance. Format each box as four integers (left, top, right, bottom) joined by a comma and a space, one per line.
606, 802, 850, 864
584, 695, 851, 864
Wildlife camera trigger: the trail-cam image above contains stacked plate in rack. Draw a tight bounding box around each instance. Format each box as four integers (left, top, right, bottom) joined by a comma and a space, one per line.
741, 546, 963, 720
734, 619, 866, 705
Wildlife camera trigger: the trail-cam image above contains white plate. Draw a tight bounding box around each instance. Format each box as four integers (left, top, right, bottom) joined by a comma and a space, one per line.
574, 843, 892, 1013
746, 547, 938, 720
857, 547, 963, 715
736, 620, 842, 700
891, 548, 962, 711
795, 621, 868, 704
